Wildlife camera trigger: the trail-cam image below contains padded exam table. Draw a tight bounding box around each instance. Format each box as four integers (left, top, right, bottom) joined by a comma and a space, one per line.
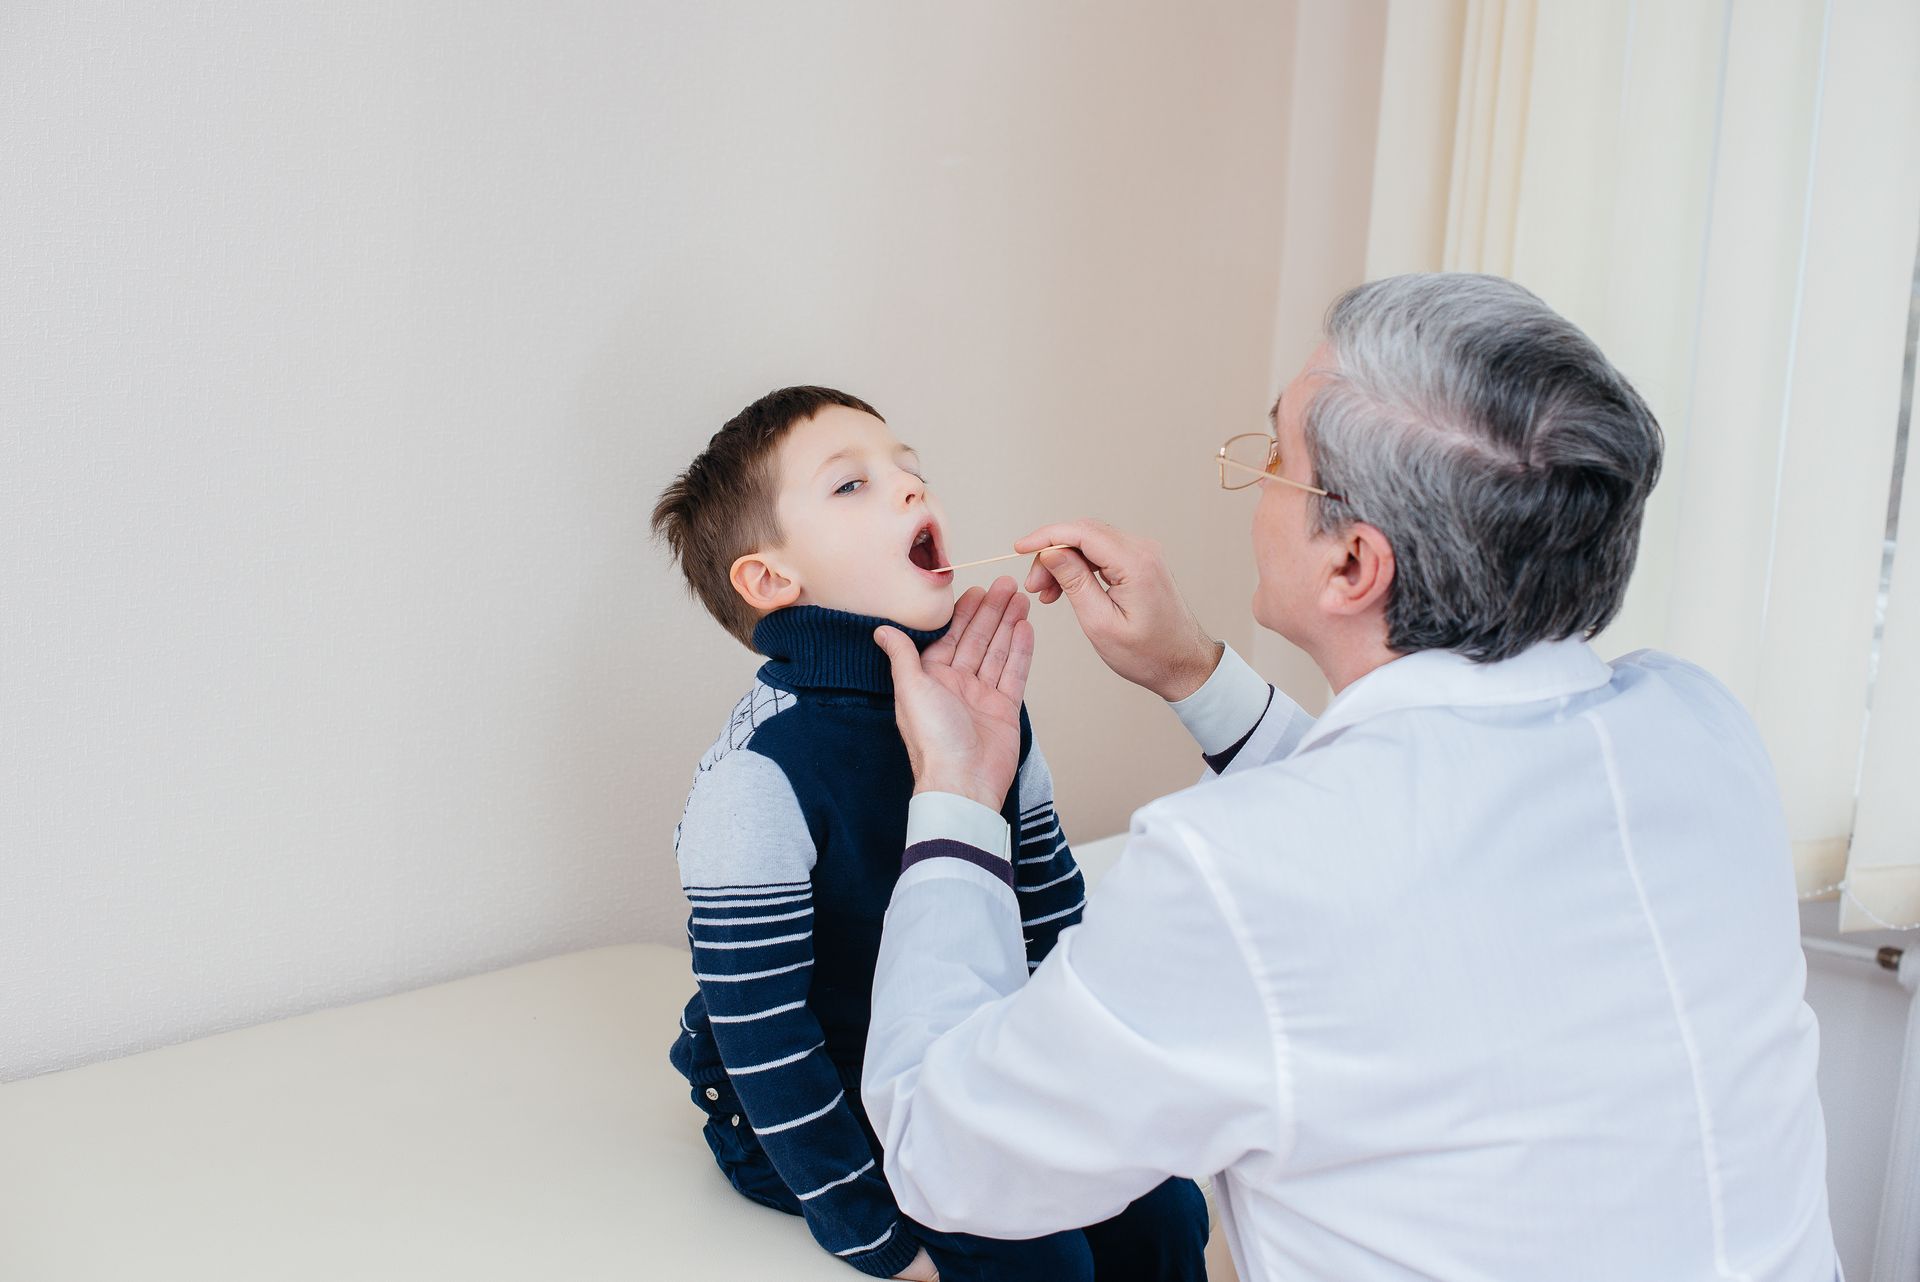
0, 835, 1233, 1280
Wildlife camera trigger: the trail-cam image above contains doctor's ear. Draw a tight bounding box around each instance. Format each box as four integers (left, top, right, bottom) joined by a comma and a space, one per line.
729, 550, 803, 613
1322, 521, 1395, 618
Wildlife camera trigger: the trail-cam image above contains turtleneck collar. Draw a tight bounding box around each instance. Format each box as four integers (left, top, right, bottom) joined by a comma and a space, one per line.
753, 605, 950, 698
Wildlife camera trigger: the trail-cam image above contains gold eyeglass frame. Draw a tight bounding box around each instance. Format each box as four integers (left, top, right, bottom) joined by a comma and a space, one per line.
1217, 432, 1344, 502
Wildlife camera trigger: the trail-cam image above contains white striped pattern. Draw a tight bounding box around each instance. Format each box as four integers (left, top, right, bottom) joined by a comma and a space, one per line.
692, 959, 813, 983
708, 999, 808, 1025
729, 1040, 825, 1076
1017, 839, 1067, 866
684, 880, 810, 896
685, 891, 812, 910
796, 1158, 876, 1202
693, 930, 811, 952
1021, 897, 1085, 928
835, 1225, 897, 1258
688, 906, 814, 927
757, 1089, 845, 1136
1019, 866, 1080, 894
1018, 821, 1062, 846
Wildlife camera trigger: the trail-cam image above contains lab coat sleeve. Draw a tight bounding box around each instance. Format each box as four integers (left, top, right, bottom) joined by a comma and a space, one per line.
864, 797, 1284, 1238
1166, 642, 1313, 775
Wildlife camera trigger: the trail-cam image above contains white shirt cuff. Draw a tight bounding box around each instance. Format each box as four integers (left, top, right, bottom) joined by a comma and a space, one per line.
905, 792, 1012, 863
1167, 642, 1272, 755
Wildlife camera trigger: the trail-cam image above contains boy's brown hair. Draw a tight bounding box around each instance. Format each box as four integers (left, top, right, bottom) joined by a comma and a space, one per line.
653, 386, 883, 648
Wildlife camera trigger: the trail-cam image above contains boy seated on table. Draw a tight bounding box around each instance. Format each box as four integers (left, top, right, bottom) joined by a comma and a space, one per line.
651, 386, 1208, 1281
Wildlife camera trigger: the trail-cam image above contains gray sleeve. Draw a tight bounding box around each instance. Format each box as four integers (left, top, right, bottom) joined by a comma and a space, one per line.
677, 748, 918, 1273
675, 747, 817, 890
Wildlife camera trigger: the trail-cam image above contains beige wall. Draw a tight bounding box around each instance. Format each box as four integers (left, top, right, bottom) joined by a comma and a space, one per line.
1251, 0, 1388, 707
2, 1, 1300, 1078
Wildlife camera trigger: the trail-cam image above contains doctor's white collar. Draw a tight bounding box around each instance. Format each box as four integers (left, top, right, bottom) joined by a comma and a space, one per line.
1293, 636, 1617, 755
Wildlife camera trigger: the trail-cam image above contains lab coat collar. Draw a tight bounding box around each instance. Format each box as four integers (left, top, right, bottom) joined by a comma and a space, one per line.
1293, 636, 1615, 755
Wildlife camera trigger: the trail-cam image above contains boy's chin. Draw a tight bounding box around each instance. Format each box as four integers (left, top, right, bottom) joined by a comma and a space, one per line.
890, 593, 957, 632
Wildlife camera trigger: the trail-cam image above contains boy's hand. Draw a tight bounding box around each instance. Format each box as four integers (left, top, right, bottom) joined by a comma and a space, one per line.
874, 577, 1033, 811
892, 1247, 940, 1281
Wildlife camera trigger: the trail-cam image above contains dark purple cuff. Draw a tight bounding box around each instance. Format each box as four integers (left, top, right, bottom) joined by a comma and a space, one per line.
901, 839, 1015, 889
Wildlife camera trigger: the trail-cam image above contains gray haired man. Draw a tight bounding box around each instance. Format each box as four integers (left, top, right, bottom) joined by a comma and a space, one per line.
862, 274, 1836, 1281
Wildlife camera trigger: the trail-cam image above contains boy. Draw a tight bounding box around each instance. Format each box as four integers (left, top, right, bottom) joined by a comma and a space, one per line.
652, 387, 1208, 1281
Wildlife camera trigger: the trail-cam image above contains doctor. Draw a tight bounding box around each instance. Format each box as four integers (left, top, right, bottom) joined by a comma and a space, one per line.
864, 274, 1836, 1281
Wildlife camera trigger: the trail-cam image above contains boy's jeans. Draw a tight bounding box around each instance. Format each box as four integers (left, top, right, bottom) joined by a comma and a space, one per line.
912, 1177, 1209, 1282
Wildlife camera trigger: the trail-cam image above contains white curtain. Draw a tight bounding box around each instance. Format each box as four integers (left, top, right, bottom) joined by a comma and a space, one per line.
1848, 363, 1920, 932
1366, 0, 1920, 929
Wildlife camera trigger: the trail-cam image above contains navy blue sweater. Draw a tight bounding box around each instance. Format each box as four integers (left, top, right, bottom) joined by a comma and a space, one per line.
667, 605, 1086, 1276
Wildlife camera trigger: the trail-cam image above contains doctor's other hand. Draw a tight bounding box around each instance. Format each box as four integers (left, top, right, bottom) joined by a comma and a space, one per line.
1015, 519, 1221, 702
893, 1247, 940, 1281
874, 577, 1033, 812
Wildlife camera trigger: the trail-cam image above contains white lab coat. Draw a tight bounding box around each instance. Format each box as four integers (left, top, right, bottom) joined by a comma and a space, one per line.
863, 639, 1836, 1281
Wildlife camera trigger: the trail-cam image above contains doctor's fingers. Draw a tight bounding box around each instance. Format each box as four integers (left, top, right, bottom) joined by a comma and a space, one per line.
1031, 546, 1124, 633
977, 591, 1031, 689
923, 585, 987, 665
1013, 517, 1136, 576
996, 617, 1035, 703
951, 577, 1021, 674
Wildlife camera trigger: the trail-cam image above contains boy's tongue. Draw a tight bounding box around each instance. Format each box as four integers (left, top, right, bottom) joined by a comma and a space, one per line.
905, 520, 943, 576
908, 532, 938, 572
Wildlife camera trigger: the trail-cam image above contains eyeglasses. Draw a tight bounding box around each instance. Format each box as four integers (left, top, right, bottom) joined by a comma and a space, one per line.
1217, 432, 1344, 501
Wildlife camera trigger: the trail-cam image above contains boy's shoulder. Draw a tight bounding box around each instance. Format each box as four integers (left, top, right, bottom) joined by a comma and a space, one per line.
692, 677, 849, 779
685, 677, 862, 799
696, 679, 800, 776
686, 683, 1042, 809
675, 681, 813, 856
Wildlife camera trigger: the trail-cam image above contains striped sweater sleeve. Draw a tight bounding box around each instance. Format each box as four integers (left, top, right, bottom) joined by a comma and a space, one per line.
1010, 736, 1087, 969
676, 746, 918, 1277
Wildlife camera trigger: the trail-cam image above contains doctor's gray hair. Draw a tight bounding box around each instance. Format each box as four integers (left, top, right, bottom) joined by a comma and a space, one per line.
1305, 273, 1664, 664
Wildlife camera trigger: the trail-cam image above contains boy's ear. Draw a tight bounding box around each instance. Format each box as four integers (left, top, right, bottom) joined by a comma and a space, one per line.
729, 550, 803, 613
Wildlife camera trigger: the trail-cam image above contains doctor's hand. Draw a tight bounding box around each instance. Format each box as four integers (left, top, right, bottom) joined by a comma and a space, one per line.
1015, 519, 1221, 702
875, 577, 1033, 812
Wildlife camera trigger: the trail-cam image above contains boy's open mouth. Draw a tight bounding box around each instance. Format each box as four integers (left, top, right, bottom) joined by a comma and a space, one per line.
907, 519, 945, 580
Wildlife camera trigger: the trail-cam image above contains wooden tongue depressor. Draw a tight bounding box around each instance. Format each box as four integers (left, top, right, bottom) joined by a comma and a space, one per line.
931, 545, 1073, 574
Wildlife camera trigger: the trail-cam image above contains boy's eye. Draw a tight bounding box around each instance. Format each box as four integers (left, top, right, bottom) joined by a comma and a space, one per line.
834, 478, 865, 496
